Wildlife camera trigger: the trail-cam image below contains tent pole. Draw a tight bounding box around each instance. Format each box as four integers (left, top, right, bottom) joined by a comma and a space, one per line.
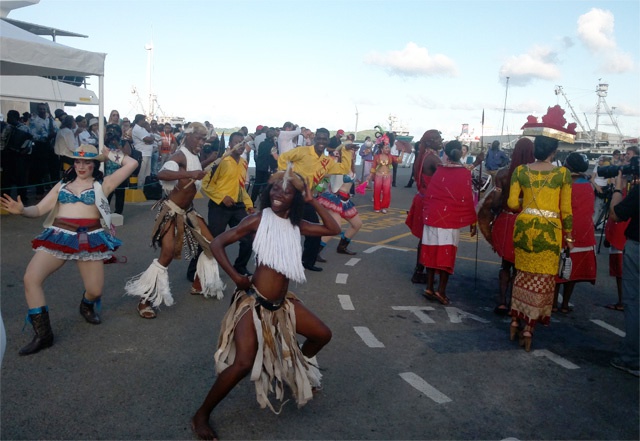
98, 75, 104, 150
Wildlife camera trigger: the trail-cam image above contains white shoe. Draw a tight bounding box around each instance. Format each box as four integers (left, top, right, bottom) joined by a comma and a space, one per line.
381, 209, 387, 214
374, 210, 380, 213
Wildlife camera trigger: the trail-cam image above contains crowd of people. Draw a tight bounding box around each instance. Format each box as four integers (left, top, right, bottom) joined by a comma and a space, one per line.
1, 103, 638, 440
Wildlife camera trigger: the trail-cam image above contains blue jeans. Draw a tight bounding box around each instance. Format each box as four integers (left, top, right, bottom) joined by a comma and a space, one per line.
618, 239, 639, 368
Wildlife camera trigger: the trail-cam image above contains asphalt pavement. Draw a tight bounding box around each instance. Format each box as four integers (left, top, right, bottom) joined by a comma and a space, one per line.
1, 166, 638, 440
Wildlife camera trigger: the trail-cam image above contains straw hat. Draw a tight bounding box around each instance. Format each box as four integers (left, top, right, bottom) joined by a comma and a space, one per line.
64, 144, 106, 162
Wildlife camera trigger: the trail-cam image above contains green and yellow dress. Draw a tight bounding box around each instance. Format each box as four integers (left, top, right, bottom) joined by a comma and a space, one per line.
507, 165, 572, 326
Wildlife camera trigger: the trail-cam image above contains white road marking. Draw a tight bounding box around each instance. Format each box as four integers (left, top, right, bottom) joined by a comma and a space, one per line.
338, 295, 354, 310
335, 273, 348, 284
532, 349, 580, 369
345, 258, 360, 266
392, 306, 436, 323
354, 326, 385, 348
399, 372, 452, 404
591, 319, 626, 337
363, 245, 408, 254
444, 307, 490, 324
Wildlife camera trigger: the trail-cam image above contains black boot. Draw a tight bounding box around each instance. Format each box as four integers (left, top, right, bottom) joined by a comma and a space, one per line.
337, 237, 357, 255
79, 295, 102, 325
19, 307, 54, 356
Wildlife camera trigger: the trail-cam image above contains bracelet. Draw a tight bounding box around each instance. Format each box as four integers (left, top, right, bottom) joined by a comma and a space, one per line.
565, 237, 575, 243
612, 189, 623, 195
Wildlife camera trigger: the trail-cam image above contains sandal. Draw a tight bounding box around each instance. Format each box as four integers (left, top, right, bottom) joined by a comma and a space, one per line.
423, 289, 450, 305
605, 303, 624, 312
190, 287, 203, 296
494, 305, 509, 316
559, 306, 574, 314
137, 302, 156, 319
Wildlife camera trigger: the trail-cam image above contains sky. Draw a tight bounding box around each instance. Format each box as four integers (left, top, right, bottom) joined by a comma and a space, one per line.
7, 0, 640, 141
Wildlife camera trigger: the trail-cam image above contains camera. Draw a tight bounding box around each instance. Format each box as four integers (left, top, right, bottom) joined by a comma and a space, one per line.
597, 155, 639, 179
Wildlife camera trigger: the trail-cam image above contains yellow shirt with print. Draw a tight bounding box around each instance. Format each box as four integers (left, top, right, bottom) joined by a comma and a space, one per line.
201, 155, 253, 208
277, 146, 353, 189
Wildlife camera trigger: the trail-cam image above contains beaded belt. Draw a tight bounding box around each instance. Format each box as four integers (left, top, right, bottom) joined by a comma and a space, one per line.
523, 208, 559, 218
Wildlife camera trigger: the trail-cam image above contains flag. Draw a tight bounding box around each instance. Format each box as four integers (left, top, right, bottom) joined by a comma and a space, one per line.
481, 109, 485, 125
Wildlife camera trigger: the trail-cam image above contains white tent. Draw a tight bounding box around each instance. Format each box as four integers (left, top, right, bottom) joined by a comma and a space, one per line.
0, 19, 106, 145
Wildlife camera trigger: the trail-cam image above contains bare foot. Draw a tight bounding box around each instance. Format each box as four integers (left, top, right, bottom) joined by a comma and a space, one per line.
191, 413, 218, 441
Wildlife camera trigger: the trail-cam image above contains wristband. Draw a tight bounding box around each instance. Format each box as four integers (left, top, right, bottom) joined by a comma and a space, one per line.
612, 189, 622, 195
108, 149, 124, 166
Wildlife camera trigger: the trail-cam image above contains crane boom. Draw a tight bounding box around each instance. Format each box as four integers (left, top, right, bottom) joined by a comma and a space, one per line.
554, 85, 587, 133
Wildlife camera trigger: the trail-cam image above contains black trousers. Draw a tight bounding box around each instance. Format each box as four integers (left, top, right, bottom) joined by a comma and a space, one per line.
251, 170, 271, 204
302, 201, 321, 267
1, 150, 31, 200
187, 199, 253, 281
107, 180, 128, 214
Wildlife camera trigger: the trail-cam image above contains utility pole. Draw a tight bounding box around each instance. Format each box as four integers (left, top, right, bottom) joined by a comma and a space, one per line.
354, 105, 359, 140
500, 76, 510, 137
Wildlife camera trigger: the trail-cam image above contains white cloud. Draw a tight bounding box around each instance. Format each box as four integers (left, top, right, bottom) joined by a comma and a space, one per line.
577, 8, 616, 52
499, 46, 561, 86
364, 42, 457, 77
577, 8, 635, 73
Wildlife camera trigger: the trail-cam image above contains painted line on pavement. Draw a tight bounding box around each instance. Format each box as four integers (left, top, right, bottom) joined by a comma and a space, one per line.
336, 273, 348, 284
354, 326, 385, 348
345, 258, 360, 266
444, 307, 490, 324
532, 349, 580, 369
363, 245, 410, 254
392, 306, 436, 323
591, 319, 625, 337
399, 372, 452, 404
338, 295, 354, 310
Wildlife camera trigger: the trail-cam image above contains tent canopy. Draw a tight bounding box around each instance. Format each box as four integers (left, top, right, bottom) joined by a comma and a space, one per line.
0, 19, 105, 77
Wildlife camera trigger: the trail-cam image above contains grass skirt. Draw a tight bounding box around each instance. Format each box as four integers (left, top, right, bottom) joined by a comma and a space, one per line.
215, 289, 321, 413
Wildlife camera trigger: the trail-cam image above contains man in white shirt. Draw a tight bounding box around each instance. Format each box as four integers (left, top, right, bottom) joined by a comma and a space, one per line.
277, 121, 301, 155
132, 114, 155, 189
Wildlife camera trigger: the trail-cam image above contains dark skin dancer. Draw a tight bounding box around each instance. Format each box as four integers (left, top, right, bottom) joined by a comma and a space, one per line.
137, 125, 217, 318
191, 176, 341, 440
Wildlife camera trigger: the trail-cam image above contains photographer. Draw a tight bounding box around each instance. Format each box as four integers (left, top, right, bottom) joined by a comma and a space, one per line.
608, 167, 639, 377
591, 155, 611, 227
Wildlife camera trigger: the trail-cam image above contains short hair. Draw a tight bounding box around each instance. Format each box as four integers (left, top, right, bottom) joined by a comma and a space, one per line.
7, 110, 20, 120
229, 131, 244, 144
491, 140, 500, 149
613, 149, 621, 155
533, 136, 558, 161
626, 146, 639, 156
61, 115, 75, 129
316, 127, 330, 137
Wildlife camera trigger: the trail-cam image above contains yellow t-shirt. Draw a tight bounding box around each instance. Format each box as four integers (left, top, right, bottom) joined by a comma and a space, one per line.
278, 146, 353, 189
201, 156, 253, 208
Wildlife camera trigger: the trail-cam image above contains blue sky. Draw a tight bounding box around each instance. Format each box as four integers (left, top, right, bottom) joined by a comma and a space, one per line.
8, 0, 640, 140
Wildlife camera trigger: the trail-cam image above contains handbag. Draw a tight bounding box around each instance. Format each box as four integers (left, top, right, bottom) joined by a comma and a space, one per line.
558, 247, 572, 279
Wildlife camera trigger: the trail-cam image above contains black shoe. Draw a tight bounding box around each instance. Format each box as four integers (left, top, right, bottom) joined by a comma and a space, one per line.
404, 184, 413, 188
316, 254, 327, 263
303, 264, 323, 272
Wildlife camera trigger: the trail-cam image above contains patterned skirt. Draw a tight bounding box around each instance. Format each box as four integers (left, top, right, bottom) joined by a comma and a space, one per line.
32, 217, 121, 261
317, 191, 358, 219
511, 271, 555, 327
